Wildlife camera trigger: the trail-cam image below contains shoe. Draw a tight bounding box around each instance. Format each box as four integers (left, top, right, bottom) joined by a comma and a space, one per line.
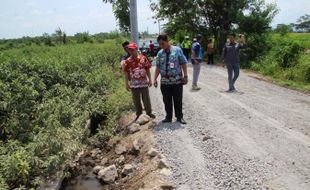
177, 118, 187, 124
192, 85, 201, 91
225, 89, 235, 93
161, 118, 172, 123
148, 113, 156, 119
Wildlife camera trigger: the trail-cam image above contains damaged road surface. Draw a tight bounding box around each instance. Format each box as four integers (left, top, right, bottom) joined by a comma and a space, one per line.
151, 64, 310, 190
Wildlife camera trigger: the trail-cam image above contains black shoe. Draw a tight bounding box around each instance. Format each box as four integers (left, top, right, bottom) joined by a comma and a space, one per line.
162, 118, 172, 123
226, 89, 235, 93
148, 113, 156, 119
177, 118, 187, 124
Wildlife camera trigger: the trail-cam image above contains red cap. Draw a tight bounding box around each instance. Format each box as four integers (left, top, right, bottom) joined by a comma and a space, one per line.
127, 43, 138, 49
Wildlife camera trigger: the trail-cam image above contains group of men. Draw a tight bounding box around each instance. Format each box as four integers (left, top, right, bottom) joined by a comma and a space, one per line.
181, 35, 215, 65
120, 33, 247, 124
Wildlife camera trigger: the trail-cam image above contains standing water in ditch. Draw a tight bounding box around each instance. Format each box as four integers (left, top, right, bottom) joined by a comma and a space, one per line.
61, 173, 102, 190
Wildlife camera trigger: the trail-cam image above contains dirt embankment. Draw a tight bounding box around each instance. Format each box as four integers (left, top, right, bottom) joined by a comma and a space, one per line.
61, 113, 174, 190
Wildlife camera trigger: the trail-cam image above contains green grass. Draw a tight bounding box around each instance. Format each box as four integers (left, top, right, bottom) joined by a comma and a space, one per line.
271, 33, 310, 48
251, 33, 310, 92
0, 40, 132, 189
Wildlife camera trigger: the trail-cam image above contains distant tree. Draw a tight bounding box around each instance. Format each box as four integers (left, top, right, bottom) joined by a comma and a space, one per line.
62, 32, 67, 44
74, 32, 92, 43
289, 23, 297, 32
53, 27, 63, 44
238, 0, 278, 34
53, 27, 67, 44
150, 0, 202, 35
103, 0, 130, 33
198, 0, 249, 52
150, 0, 277, 53
42, 33, 53, 46
275, 24, 293, 35
237, 0, 278, 67
295, 14, 310, 32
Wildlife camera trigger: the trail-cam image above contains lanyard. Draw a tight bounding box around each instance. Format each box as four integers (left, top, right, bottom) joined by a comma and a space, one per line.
165, 50, 170, 77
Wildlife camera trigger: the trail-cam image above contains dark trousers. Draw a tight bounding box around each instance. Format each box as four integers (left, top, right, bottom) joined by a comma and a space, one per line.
160, 84, 183, 120
182, 48, 190, 59
131, 87, 152, 116
207, 53, 214, 64
227, 63, 240, 90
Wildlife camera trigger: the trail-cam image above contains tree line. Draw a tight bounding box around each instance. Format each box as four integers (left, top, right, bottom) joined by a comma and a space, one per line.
0, 29, 125, 50
104, 0, 309, 68
275, 14, 310, 35
105, 0, 277, 52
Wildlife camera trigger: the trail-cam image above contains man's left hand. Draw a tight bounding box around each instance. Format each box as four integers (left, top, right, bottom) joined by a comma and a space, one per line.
183, 76, 188, 85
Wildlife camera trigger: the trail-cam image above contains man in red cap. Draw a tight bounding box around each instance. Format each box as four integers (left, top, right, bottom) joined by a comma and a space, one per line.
123, 42, 156, 120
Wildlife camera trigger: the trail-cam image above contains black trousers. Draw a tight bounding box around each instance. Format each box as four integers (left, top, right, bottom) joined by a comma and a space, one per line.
182, 48, 190, 59
207, 53, 214, 64
160, 84, 183, 120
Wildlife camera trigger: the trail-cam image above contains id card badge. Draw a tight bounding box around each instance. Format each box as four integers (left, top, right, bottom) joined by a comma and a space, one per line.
169, 62, 175, 68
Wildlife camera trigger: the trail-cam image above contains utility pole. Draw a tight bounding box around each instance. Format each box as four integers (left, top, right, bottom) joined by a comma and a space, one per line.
129, 0, 138, 44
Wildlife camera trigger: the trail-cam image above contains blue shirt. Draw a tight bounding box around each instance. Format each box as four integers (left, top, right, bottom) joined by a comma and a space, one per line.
191, 42, 203, 60
156, 46, 188, 85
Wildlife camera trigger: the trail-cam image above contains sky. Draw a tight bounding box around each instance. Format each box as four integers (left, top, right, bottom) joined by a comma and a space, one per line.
0, 0, 309, 39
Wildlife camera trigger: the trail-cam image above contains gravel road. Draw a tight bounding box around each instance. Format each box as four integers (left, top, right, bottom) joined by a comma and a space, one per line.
150, 64, 310, 190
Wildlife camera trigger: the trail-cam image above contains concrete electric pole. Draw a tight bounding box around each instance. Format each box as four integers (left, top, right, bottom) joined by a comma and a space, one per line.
129, 0, 139, 44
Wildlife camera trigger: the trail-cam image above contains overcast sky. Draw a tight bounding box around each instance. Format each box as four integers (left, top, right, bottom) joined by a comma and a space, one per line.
0, 0, 309, 39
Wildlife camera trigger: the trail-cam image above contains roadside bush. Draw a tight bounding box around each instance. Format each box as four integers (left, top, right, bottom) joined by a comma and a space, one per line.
274, 40, 301, 68
0, 40, 132, 189
290, 53, 310, 83
251, 33, 310, 91
240, 33, 271, 68
305, 65, 310, 82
